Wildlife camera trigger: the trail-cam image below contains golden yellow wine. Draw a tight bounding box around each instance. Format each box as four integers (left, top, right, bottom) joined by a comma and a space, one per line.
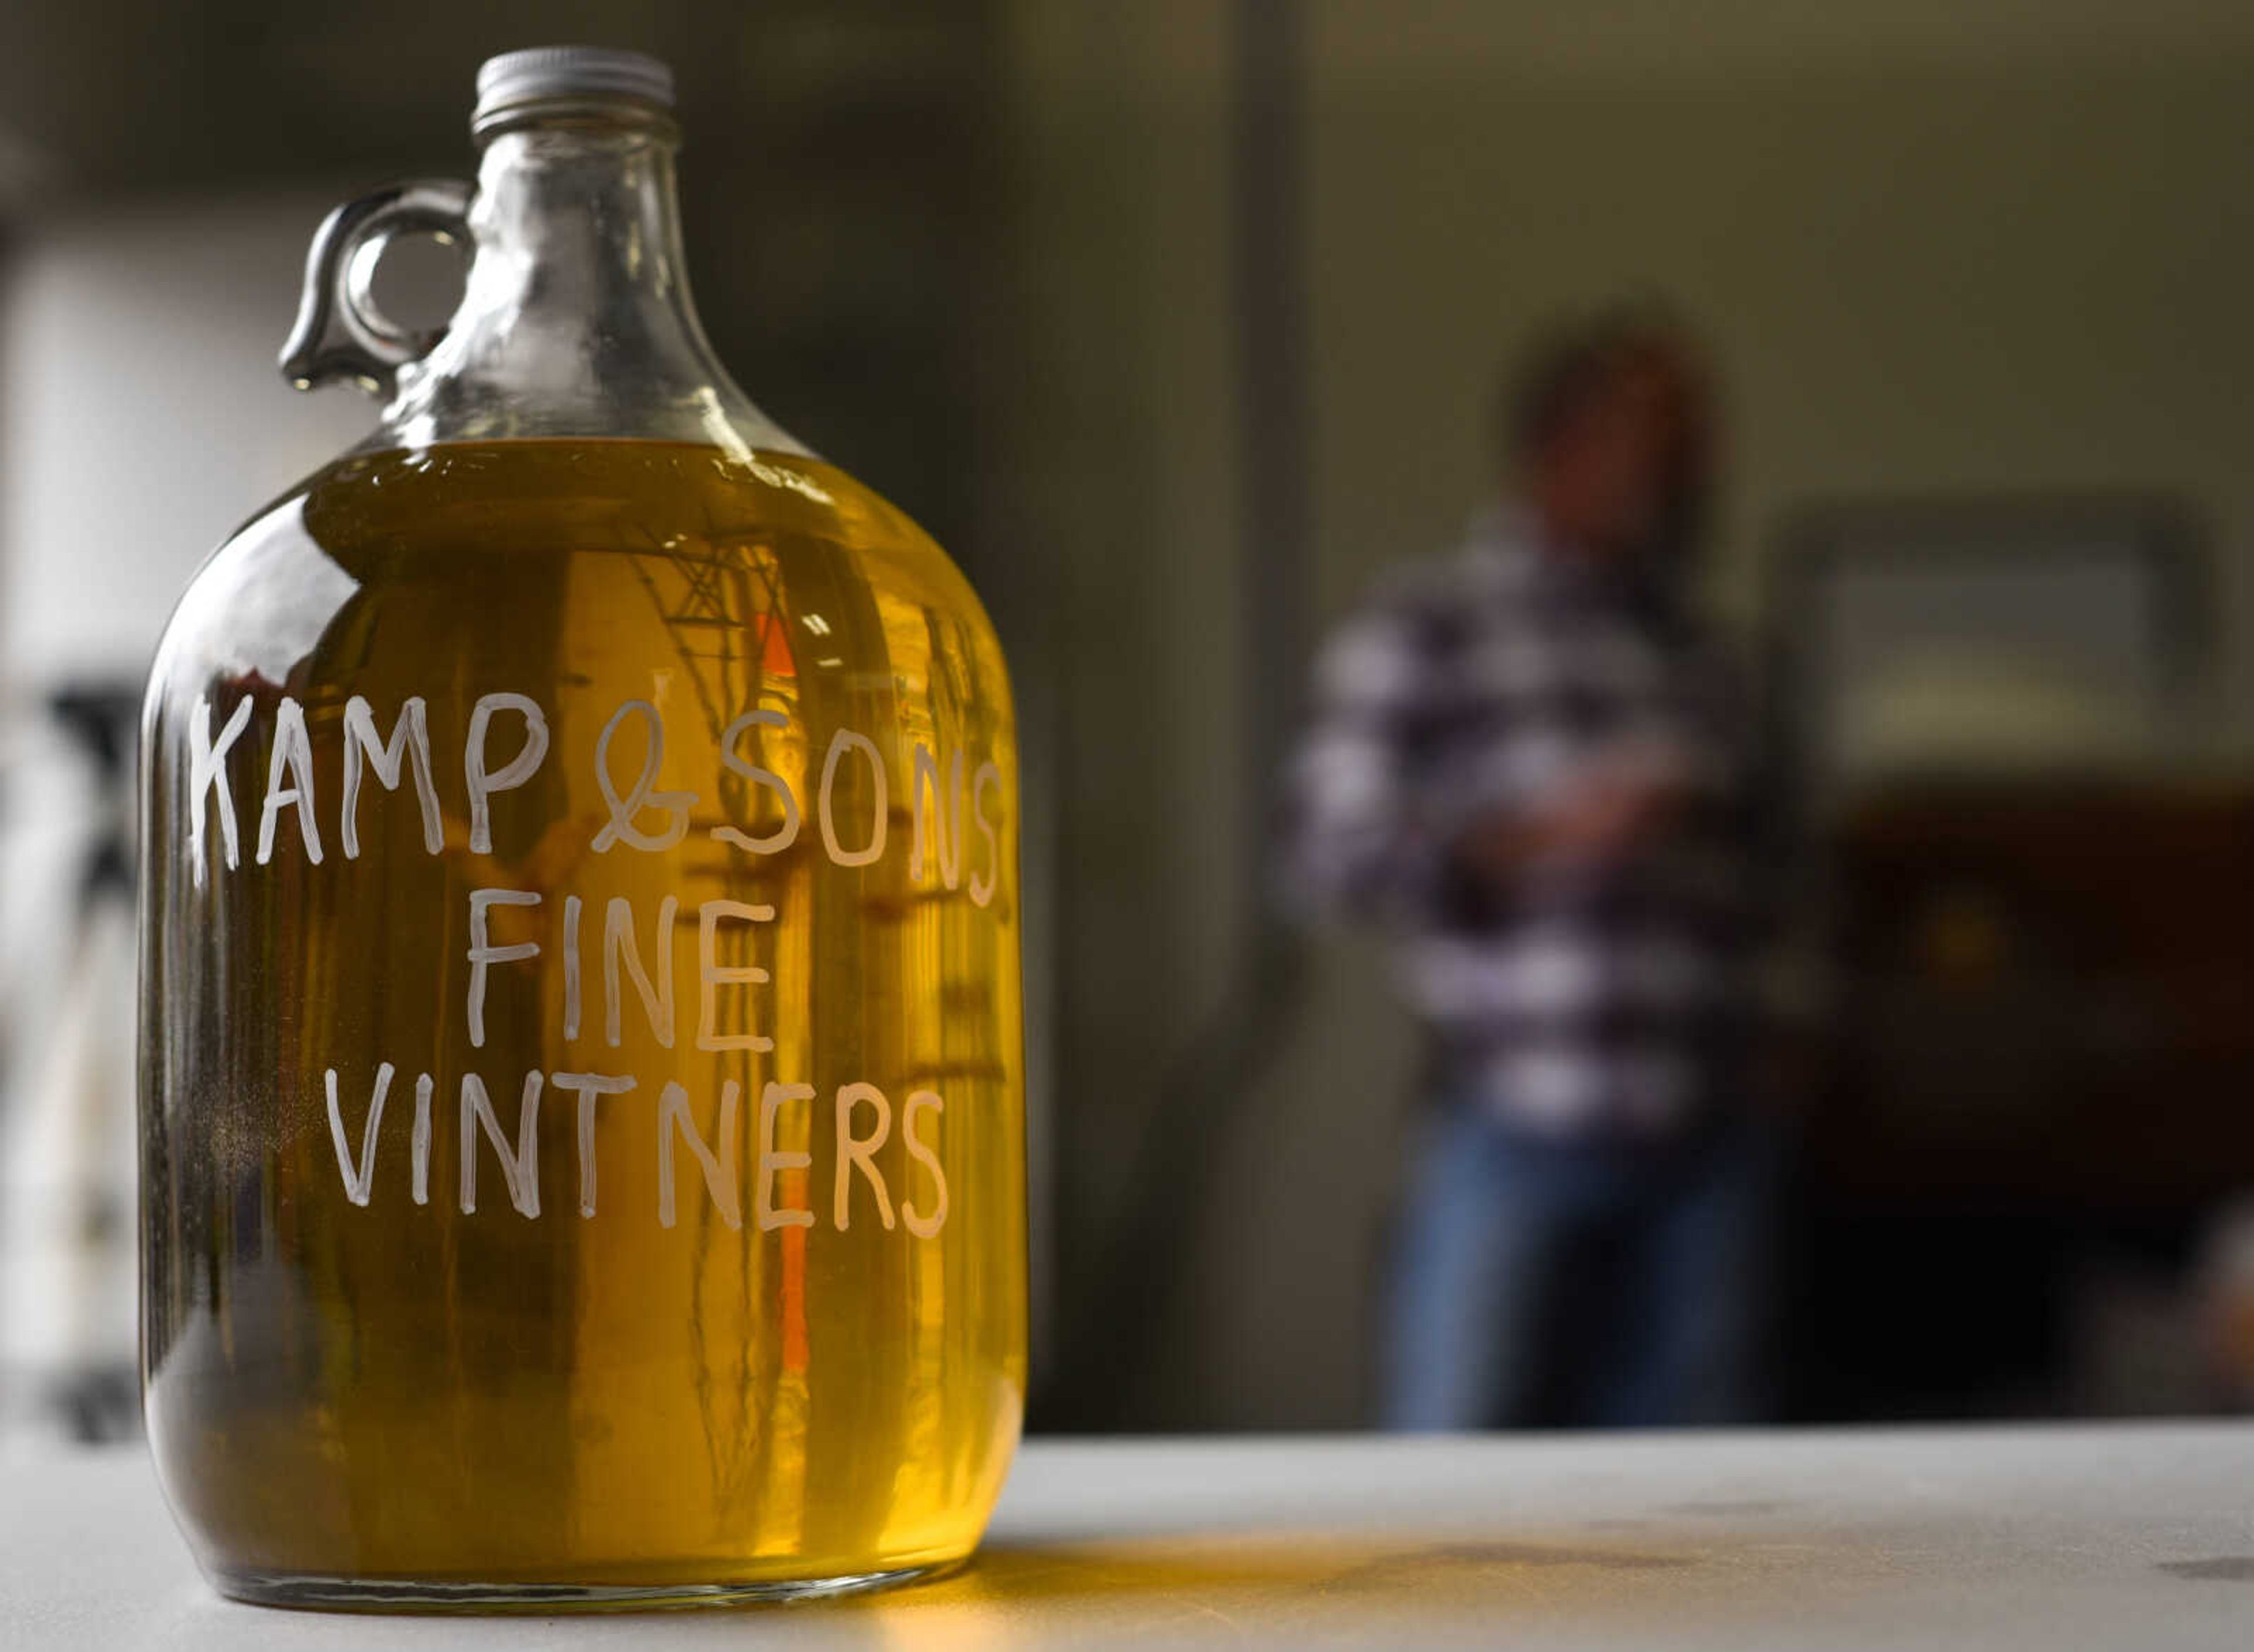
141, 438, 1025, 1600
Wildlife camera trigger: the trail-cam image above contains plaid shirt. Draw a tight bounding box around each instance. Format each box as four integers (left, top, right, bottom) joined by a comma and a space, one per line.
1287, 507, 1764, 1141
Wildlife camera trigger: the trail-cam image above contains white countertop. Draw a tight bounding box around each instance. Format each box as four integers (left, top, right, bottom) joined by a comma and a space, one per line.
7, 1424, 2254, 1648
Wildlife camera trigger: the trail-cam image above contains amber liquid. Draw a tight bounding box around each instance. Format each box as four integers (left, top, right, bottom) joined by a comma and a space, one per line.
140, 441, 1025, 1597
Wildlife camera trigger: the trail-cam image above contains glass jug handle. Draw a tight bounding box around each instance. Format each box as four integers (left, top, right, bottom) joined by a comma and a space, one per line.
280, 179, 474, 397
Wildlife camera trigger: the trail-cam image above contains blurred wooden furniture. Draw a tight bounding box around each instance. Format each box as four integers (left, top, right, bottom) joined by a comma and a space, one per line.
1820, 780, 2254, 1210
1790, 779, 2254, 1419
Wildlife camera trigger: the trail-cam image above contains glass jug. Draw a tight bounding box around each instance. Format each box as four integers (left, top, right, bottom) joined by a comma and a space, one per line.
139, 46, 1025, 1610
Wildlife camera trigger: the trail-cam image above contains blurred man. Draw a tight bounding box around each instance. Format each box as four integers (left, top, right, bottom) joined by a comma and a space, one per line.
1288, 309, 1774, 1429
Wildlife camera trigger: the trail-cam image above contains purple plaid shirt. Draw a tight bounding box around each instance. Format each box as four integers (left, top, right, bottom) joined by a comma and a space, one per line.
1287, 507, 1764, 1140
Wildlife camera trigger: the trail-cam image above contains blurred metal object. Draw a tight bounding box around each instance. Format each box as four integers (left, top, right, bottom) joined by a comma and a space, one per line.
0, 686, 141, 1442
473, 46, 676, 137
0, 200, 386, 1444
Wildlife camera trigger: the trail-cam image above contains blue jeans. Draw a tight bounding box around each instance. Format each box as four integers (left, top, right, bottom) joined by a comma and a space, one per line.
1381, 1104, 1779, 1430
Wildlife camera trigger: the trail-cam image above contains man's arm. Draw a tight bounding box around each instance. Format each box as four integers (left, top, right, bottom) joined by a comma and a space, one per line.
1453, 741, 1693, 889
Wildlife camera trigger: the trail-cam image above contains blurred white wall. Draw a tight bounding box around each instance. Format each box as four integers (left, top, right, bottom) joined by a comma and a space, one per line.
0, 198, 374, 693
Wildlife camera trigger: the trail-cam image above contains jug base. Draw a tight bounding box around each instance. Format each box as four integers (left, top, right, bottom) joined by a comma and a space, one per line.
209, 1560, 959, 1614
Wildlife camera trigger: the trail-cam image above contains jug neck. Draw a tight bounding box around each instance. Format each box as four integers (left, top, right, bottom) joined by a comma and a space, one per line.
382, 113, 799, 454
